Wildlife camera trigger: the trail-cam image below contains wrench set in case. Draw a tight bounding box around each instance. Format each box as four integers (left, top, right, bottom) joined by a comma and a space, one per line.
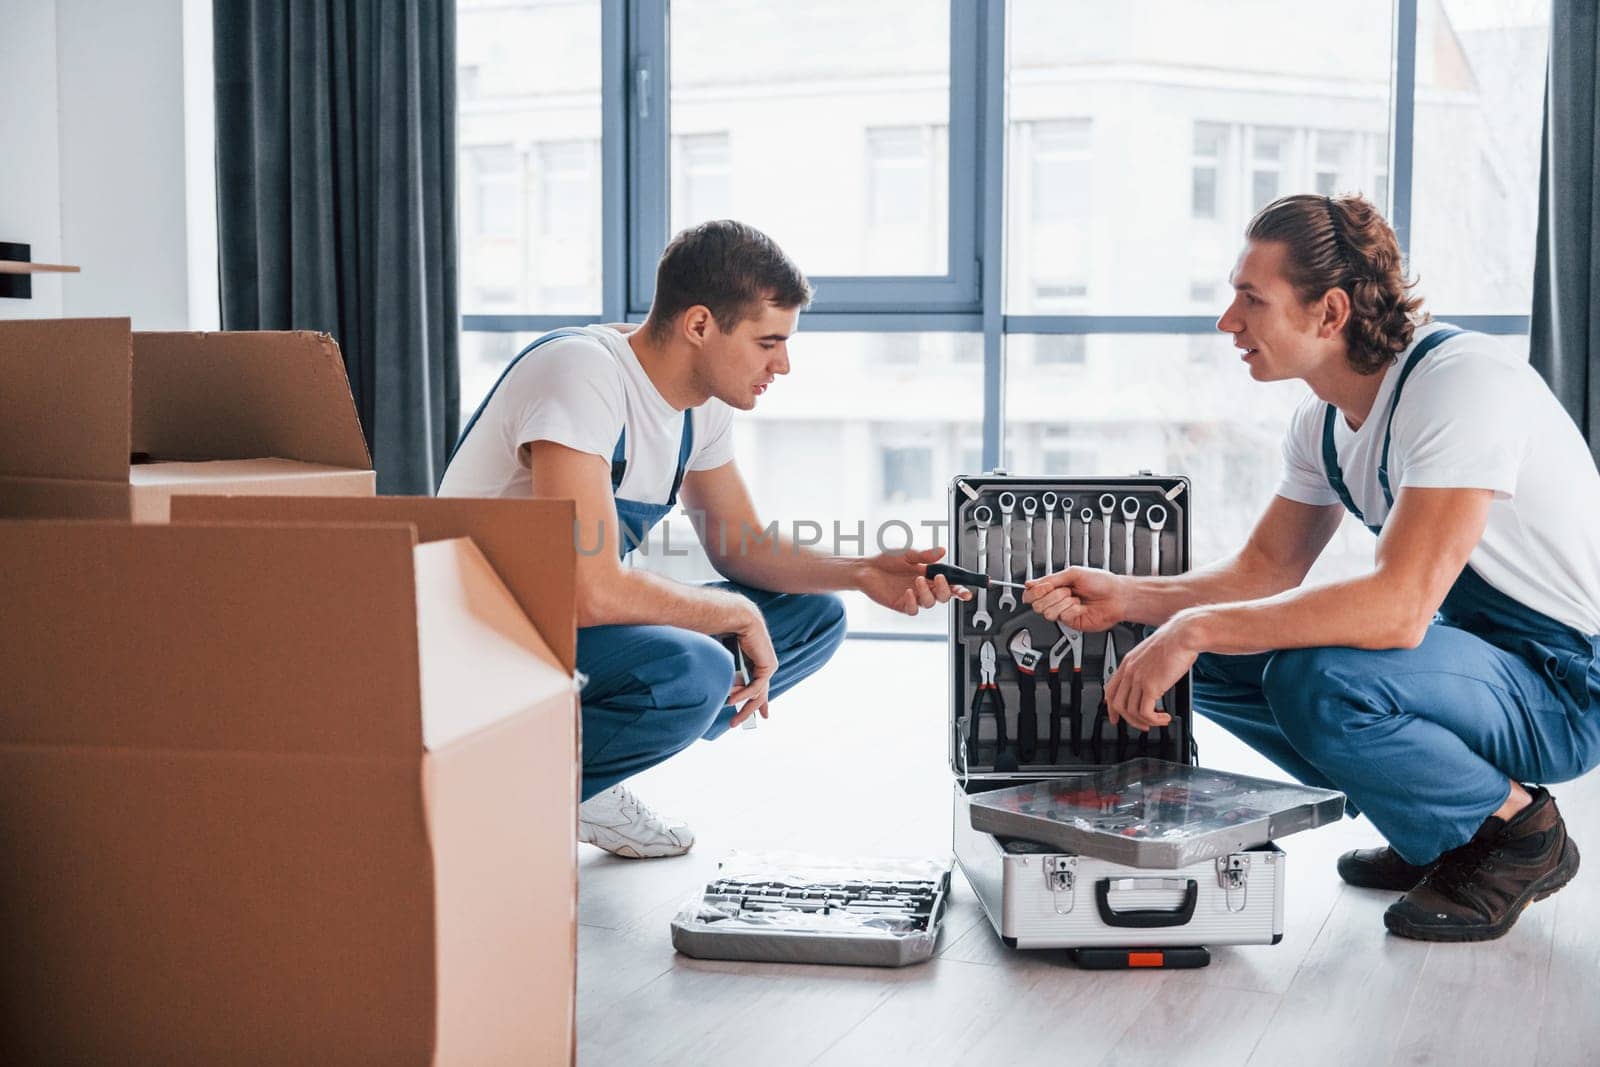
951, 472, 1193, 774
946, 473, 1345, 965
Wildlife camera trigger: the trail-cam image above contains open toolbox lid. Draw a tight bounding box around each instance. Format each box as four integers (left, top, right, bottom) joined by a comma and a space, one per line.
968, 759, 1346, 869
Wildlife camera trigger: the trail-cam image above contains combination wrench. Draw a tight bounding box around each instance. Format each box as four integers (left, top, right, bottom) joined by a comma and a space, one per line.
1121, 497, 1140, 575
1078, 505, 1093, 570
1022, 496, 1039, 583
970, 504, 994, 631
1098, 493, 1116, 570
1147, 503, 1168, 577
1040, 492, 1057, 575
996, 492, 1018, 612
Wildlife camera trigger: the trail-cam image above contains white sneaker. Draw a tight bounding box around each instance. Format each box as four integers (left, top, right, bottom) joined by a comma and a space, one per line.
578, 785, 695, 859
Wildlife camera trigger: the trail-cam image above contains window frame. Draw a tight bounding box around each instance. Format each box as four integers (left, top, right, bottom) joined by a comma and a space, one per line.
459, 0, 1540, 636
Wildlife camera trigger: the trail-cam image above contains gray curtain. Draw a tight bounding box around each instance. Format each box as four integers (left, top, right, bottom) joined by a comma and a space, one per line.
214, 0, 459, 494
1530, 0, 1600, 464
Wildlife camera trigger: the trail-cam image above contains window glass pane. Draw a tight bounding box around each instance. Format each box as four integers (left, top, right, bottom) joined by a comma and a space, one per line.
637, 333, 983, 635
1409, 0, 1550, 314
1007, 0, 1394, 315
1003, 333, 1376, 584
457, 0, 602, 315
670, 1, 950, 276
459, 330, 542, 424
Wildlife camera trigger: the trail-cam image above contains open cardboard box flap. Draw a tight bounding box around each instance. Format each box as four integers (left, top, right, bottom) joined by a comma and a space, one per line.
131, 331, 371, 469
0, 316, 131, 484
0, 518, 577, 1063
0, 319, 375, 521
172, 495, 578, 673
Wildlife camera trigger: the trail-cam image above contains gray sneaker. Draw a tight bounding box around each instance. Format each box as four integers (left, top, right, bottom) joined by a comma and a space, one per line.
578, 785, 695, 859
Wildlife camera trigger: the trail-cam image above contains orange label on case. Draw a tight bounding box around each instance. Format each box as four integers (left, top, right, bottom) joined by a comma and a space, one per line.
1127, 952, 1165, 968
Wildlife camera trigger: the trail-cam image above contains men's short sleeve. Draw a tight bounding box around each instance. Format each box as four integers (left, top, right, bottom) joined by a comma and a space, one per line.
508, 336, 627, 461
1276, 396, 1341, 506
1392, 357, 1527, 499
688, 399, 737, 471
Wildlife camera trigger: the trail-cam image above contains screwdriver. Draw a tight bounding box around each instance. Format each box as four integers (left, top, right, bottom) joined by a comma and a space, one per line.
926, 563, 1026, 590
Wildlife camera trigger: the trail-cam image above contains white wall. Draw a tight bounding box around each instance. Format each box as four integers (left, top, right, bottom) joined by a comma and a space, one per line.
0, 0, 65, 318
0, 0, 217, 327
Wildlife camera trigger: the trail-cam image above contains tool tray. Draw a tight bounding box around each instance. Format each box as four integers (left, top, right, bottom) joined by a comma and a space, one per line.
968, 759, 1346, 869
948, 472, 1194, 778
670, 854, 954, 968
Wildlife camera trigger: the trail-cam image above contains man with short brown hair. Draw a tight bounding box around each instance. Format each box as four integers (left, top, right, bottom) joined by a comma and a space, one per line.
442, 220, 964, 858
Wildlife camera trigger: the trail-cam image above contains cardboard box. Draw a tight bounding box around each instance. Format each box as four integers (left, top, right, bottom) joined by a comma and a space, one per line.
0, 498, 578, 1064
0, 317, 375, 521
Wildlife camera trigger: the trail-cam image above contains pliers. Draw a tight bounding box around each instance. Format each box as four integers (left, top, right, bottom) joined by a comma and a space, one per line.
969, 640, 1017, 772
1047, 621, 1083, 763
1093, 630, 1119, 763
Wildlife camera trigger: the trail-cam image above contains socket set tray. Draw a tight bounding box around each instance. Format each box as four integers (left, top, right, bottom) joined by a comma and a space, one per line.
670, 853, 954, 967
948, 472, 1194, 778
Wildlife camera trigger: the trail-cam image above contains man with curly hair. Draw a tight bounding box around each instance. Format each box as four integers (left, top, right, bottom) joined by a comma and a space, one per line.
1025, 193, 1600, 941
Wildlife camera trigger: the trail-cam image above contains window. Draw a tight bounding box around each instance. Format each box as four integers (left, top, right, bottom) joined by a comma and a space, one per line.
467, 145, 519, 239
669, 0, 951, 277
456, 0, 602, 317
1409, 0, 1551, 313
1033, 336, 1087, 366
1028, 119, 1092, 225
455, 1, 1545, 639
671, 133, 731, 234
881, 445, 934, 504
1004, 333, 1375, 580
1191, 122, 1227, 220
1007, 0, 1393, 314
1313, 131, 1354, 195
1007, 119, 1093, 312
1249, 127, 1292, 211
863, 125, 949, 273
866, 127, 935, 227
537, 141, 595, 236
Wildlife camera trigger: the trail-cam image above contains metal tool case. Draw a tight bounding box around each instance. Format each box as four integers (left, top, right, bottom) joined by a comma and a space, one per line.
946, 472, 1299, 958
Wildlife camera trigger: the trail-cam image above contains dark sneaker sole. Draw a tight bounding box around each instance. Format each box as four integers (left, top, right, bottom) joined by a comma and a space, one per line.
1383, 838, 1581, 943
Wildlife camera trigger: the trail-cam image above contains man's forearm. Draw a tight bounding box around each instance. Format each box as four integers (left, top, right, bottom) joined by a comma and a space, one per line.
705, 530, 864, 594
1177, 571, 1430, 657
1120, 549, 1302, 626
582, 566, 755, 633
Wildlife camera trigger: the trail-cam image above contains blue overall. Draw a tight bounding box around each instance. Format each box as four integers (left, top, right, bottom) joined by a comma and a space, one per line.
1192, 329, 1600, 863
455, 330, 848, 803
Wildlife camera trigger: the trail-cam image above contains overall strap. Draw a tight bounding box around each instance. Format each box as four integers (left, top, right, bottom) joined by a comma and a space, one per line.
1322, 326, 1466, 529
449, 328, 589, 464
609, 408, 695, 504
1376, 327, 1463, 508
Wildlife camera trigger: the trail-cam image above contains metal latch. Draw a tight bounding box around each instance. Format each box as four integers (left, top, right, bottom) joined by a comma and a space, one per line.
1216, 854, 1250, 913
1045, 856, 1077, 914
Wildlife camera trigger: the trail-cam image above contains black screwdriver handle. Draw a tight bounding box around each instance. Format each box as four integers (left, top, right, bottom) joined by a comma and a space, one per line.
927, 562, 1022, 590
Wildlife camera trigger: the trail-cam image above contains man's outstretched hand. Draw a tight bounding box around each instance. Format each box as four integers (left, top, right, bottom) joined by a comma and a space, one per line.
1023, 566, 1130, 632
857, 546, 973, 616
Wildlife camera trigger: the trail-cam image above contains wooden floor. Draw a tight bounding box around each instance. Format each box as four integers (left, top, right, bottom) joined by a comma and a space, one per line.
577, 640, 1600, 1066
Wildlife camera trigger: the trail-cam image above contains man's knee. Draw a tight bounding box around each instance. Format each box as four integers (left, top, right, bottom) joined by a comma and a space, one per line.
1260, 646, 1373, 746
650, 632, 736, 738
801, 592, 848, 658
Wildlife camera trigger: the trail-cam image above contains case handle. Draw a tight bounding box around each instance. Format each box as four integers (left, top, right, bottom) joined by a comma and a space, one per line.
1094, 878, 1199, 928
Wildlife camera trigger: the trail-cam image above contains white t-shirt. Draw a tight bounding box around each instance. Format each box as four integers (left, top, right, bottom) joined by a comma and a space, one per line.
438, 325, 736, 503
1278, 321, 1600, 636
